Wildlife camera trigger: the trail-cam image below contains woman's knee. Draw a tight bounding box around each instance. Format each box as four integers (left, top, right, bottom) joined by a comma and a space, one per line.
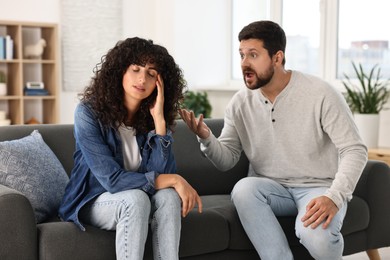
116, 189, 151, 218
152, 188, 181, 210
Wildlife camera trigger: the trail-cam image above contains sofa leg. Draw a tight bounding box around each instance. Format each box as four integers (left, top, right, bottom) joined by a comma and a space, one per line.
366, 249, 381, 260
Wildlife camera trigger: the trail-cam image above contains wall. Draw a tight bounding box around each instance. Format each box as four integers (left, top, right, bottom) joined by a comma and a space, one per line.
122, 0, 236, 120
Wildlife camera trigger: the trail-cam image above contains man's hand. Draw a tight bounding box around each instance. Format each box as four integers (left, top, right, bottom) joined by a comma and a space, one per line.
301, 196, 339, 229
179, 109, 210, 139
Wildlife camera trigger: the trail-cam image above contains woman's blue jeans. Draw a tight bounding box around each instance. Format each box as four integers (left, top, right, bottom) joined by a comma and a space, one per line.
231, 177, 347, 260
79, 188, 181, 260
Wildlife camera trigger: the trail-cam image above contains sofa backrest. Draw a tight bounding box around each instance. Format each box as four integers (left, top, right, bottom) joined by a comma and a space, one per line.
173, 119, 249, 195
0, 119, 249, 195
0, 124, 75, 175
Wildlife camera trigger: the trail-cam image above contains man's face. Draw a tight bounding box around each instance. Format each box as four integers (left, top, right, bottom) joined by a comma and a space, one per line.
239, 39, 274, 90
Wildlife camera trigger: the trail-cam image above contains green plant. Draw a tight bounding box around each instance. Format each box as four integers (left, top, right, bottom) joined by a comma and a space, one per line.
0, 71, 6, 83
182, 90, 212, 118
342, 62, 390, 114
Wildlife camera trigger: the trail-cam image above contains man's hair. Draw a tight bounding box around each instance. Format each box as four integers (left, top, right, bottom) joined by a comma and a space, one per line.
238, 20, 286, 65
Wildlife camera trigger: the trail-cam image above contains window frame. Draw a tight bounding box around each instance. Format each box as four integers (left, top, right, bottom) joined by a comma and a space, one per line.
229, 0, 343, 90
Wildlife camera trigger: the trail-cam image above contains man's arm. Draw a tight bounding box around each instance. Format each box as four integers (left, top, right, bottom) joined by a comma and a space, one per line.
179, 109, 243, 171
179, 109, 210, 139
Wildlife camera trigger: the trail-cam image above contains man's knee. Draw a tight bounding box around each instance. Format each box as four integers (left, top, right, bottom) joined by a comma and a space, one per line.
232, 177, 258, 201
297, 226, 343, 259
232, 177, 278, 201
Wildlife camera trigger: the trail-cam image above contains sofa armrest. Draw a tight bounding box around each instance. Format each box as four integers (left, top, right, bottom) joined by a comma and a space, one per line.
0, 184, 38, 260
353, 160, 390, 249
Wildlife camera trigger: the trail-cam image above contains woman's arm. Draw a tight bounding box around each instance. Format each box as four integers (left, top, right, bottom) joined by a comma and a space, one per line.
74, 103, 158, 194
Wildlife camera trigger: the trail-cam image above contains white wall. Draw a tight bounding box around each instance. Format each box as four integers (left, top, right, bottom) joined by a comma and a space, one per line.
123, 0, 232, 89
0, 0, 60, 22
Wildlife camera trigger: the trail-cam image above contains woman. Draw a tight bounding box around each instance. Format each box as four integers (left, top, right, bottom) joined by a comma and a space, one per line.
59, 37, 202, 260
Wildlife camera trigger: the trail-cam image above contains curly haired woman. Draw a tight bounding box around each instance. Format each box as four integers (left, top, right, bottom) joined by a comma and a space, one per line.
59, 37, 202, 260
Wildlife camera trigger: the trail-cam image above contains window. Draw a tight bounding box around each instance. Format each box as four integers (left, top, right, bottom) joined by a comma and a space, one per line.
231, 0, 390, 86
282, 0, 321, 77
231, 0, 270, 80
338, 0, 390, 79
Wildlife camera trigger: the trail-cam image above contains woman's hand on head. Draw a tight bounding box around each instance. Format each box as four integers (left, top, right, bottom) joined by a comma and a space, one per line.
150, 74, 166, 135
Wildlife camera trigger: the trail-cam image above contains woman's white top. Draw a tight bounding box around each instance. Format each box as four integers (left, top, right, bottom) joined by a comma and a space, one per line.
119, 125, 141, 171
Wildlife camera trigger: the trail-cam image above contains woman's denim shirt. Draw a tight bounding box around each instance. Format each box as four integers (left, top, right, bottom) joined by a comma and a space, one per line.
58, 102, 176, 230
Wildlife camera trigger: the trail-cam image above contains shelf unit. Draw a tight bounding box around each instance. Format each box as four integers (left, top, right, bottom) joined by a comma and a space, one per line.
368, 148, 390, 166
0, 20, 59, 125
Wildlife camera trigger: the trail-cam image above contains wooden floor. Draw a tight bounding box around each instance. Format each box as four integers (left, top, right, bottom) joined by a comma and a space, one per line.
343, 247, 390, 260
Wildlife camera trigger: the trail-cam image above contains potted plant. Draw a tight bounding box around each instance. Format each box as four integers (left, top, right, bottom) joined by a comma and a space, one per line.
0, 71, 7, 96
182, 90, 212, 118
342, 61, 390, 147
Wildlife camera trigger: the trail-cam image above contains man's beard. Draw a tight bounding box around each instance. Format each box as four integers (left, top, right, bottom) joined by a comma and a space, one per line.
243, 66, 274, 90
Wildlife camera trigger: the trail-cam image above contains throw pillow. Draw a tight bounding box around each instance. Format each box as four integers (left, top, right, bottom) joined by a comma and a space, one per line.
0, 130, 69, 223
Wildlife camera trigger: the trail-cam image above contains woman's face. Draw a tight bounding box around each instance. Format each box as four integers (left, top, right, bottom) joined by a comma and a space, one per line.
122, 63, 158, 106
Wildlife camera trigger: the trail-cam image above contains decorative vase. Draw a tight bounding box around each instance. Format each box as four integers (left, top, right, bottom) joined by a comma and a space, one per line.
0, 83, 7, 96
354, 113, 379, 148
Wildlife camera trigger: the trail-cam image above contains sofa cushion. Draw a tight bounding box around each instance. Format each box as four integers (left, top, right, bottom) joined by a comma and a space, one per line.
37, 221, 116, 260
0, 130, 69, 223
180, 203, 230, 257
198, 195, 253, 250
199, 195, 305, 250
39, 212, 230, 260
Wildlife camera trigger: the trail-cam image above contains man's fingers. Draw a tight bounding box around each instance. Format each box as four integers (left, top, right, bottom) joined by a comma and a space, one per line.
190, 111, 198, 131
322, 215, 333, 229
197, 114, 204, 131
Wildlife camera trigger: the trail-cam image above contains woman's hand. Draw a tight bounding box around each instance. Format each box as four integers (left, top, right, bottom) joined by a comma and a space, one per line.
150, 75, 166, 135
155, 174, 203, 217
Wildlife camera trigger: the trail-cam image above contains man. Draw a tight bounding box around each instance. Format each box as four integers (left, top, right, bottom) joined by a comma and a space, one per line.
179, 20, 367, 259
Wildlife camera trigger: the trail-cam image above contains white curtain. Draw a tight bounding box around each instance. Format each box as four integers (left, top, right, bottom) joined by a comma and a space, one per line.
61, 0, 123, 91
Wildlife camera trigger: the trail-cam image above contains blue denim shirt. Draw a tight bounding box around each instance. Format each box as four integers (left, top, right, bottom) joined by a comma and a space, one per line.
58, 102, 176, 230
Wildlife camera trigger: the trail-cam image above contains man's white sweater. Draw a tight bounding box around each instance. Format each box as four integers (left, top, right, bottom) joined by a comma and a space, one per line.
199, 71, 368, 209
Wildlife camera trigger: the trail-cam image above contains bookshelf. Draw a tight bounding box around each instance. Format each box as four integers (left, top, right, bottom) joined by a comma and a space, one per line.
368, 148, 390, 166
0, 20, 59, 125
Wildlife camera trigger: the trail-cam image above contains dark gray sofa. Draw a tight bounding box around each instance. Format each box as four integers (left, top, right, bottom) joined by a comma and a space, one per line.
0, 118, 389, 260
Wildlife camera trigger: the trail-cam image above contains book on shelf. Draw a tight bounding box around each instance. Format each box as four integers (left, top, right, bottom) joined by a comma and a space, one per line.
0, 36, 5, 59
5, 35, 13, 60
24, 87, 49, 96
